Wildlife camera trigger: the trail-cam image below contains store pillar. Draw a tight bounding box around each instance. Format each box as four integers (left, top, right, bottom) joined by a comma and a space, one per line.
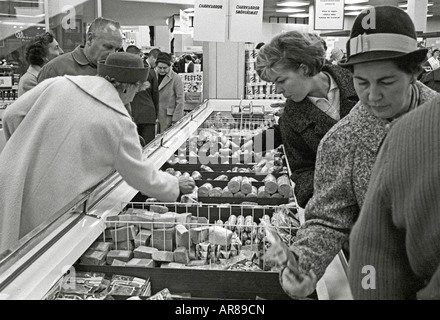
407, 0, 428, 32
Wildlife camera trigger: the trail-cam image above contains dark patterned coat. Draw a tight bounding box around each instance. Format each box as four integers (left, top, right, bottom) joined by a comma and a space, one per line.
278, 64, 359, 208
290, 82, 438, 280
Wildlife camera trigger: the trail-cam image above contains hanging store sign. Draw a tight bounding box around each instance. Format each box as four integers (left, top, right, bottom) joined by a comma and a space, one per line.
228, 0, 264, 42
180, 10, 190, 34
314, 0, 345, 30
193, 0, 228, 42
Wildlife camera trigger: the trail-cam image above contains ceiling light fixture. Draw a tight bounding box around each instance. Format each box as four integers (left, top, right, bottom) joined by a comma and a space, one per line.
344, 11, 363, 16
183, 8, 194, 12
277, 1, 310, 7
276, 8, 306, 13
288, 13, 310, 18
345, 5, 371, 10
345, 0, 369, 4
399, 2, 433, 8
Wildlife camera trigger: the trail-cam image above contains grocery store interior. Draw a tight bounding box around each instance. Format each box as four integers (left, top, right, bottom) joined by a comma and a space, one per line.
0, 0, 438, 301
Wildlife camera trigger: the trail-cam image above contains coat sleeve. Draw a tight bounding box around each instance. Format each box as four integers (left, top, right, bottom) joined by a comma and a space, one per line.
114, 119, 180, 202
37, 63, 58, 83
150, 70, 160, 116
289, 129, 359, 280
172, 75, 185, 122
3, 79, 57, 140
251, 125, 282, 152
283, 131, 316, 209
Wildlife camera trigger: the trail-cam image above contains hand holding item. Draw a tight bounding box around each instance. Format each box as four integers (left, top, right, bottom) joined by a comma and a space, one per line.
263, 220, 317, 298
178, 176, 196, 194
280, 264, 317, 298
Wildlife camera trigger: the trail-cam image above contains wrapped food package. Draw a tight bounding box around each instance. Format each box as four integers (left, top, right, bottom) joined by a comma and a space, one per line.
246, 186, 258, 198
227, 176, 242, 193
198, 183, 213, 197
257, 186, 270, 198
191, 171, 202, 180
222, 186, 234, 197
277, 175, 292, 197
263, 173, 278, 194
208, 187, 223, 197
214, 174, 228, 181
240, 176, 253, 194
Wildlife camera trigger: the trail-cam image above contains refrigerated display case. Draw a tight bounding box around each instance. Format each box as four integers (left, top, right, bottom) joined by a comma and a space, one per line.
0, 98, 352, 300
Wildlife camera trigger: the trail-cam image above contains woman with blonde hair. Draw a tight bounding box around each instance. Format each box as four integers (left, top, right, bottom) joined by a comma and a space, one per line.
252, 31, 359, 209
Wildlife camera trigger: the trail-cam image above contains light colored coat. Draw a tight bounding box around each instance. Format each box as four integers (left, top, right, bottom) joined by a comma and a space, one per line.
0, 75, 179, 251
289, 82, 438, 280
156, 69, 184, 132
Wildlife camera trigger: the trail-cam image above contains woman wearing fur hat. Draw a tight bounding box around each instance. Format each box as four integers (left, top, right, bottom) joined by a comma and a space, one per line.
0, 52, 195, 252
155, 52, 185, 133
277, 6, 438, 298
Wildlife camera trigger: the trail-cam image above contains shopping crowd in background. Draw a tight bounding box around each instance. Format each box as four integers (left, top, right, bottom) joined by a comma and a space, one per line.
0, 5, 439, 300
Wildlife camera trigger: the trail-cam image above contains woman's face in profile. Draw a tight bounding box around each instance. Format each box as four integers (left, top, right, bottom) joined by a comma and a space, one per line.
266, 64, 310, 102
353, 60, 415, 120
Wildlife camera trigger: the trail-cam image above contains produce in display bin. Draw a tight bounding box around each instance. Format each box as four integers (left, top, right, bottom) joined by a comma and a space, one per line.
263, 174, 278, 194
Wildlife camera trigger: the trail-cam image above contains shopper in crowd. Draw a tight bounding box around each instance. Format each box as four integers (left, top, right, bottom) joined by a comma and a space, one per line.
320, 39, 332, 65
155, 52, 184, 133
18, 32, 64, 96
277, 6, 438, 298
0, 52, 195, 252
427, 48, 440, 70
251, 31, 359, 209
37, 17, 123, 83
329, 47, 345, 65
177, 54, 194, 73
348, 95, 440, 300
144, 48, 161, 70
126, 45, 160, 146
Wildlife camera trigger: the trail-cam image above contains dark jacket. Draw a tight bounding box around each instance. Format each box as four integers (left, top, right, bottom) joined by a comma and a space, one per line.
256, 64, 358, 208
131, 68, 159, 125
37, 46, 97, 83
421, 68, 440, 93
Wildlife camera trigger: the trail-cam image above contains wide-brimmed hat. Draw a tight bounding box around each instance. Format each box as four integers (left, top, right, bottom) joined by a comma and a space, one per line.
339, 5, 427, 67
98, 52, 148, 83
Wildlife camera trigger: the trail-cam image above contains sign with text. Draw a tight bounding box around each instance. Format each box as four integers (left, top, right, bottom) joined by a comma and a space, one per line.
229, 0, 264, 42
179, 72, 203, 103
180, 9, 190, 34
314, 0, 345, 30
193, 0, 228, 42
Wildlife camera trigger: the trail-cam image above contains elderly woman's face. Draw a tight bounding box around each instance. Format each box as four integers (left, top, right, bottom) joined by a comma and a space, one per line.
266, 64, 310, 102
353, 60, 415, 120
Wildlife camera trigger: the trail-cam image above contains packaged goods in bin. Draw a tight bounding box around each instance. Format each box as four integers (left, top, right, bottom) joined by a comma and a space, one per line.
108, 274, 151, 297
231, 103, 264, 119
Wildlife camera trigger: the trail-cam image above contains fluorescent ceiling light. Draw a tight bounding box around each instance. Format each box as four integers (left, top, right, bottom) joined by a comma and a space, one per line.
345, 5, 371, 10
276, 8, 305, 13
288, 13, 310, 18
399, 2, 433, 8
277, 1, 309, 7
345, 11, 363, 16
183, 8, 194, 12
345, 0, 369, 4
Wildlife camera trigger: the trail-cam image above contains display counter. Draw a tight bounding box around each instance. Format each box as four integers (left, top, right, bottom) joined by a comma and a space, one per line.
0, 99, 352, 300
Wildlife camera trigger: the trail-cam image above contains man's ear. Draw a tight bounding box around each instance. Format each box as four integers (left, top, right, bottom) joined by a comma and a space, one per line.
299, 64, 310, 77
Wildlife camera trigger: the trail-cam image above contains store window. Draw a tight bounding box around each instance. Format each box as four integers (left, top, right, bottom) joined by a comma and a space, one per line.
0, 0, 96, 107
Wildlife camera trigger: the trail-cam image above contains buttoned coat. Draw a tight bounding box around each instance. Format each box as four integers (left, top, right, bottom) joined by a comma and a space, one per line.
156, 69, 184, 132
0, 75, 180, 252
290, 81, 438, 280
278, 64, 359, 208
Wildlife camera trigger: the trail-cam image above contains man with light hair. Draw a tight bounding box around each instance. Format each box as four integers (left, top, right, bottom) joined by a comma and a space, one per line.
38, 17, 123, 83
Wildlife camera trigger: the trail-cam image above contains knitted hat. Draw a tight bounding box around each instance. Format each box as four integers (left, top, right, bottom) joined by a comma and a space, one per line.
98, 52, 148, 83
156, 52, 172, 66
339, 5, 427, 67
